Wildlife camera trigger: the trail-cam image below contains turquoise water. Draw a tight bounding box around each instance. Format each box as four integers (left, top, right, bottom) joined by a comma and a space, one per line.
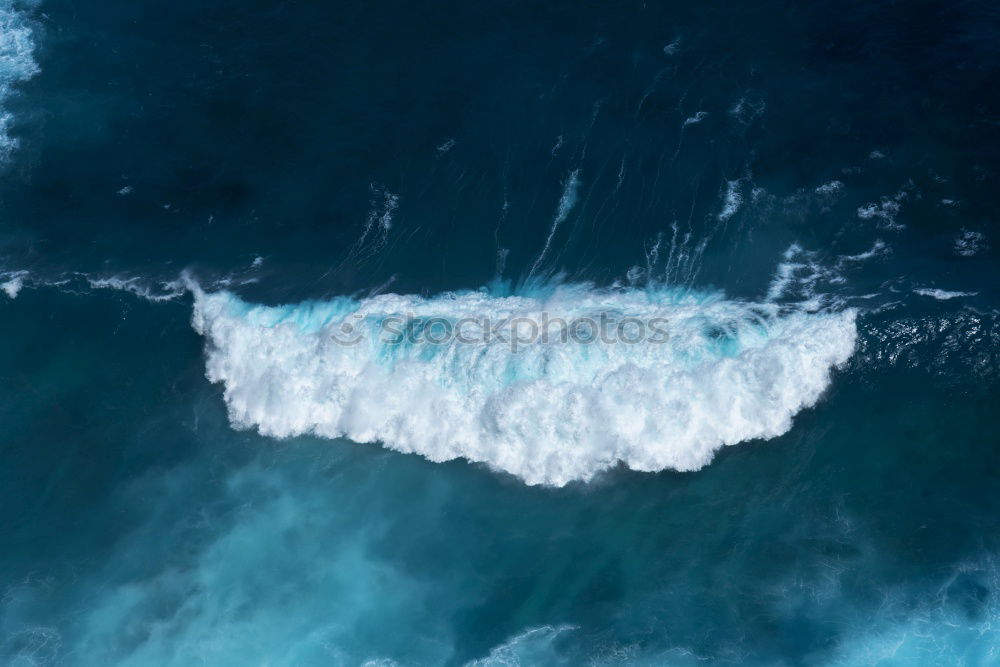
1, 0, 999, 664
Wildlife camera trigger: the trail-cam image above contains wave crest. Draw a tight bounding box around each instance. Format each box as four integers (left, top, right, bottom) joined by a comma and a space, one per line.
190, 283, 857, 485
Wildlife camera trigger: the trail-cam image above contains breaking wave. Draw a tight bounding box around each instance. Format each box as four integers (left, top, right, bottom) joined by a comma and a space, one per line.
190, 281, 857, 486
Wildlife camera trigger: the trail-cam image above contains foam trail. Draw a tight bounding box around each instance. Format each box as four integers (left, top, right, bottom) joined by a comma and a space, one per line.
330, 185, 400, 278
683, 111, 707, 126
466, 625, 578, 666
0, 0, 39, 161
528, 170, 581, 278
838, 240, 887, 263
766, 241, 888, 305
86, 276, 186, 302
718, 179, 742, 221
766, 245, 801, 302
0, 269, 198, 303
913, 287, 976, 301
190, 281, 857, 486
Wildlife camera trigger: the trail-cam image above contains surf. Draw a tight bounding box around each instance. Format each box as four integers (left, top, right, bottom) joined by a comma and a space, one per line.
188, 279, 857, 486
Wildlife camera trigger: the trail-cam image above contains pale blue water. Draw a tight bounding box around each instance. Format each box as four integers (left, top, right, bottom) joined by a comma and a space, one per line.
1, 0, 999, 664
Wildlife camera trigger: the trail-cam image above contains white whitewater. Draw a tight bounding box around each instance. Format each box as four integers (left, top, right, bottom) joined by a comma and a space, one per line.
189, 280, 857, 486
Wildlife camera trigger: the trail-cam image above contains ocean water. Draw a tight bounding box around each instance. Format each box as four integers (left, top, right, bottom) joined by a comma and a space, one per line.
1, 0, 999, 664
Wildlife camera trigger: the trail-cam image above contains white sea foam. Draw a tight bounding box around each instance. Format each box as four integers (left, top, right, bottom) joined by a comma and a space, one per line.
856, 186, 911, 230
814, 180, 843, 196
766, 241, 889, 306
683, 111, 707, 126
365, 185, 398, 234
1, 269, 26, 298
466, 625, 578, 666
913, 287, 976, 301
189, 280, 857, 486
718, 179, 742, 221
729, 97, 766, 125
839, 239, 888, 263
87, 276, 186, 302
766, 243, 806, 302
0, 268, 236, 303
856, 199, 900, 227
0, 0, 38, 161
765, 243, 846, 303
528, 169, 580, 277
954, 229, 987, 257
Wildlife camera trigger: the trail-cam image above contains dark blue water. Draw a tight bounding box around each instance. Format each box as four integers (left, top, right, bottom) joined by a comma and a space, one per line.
1, 0, 999, 664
